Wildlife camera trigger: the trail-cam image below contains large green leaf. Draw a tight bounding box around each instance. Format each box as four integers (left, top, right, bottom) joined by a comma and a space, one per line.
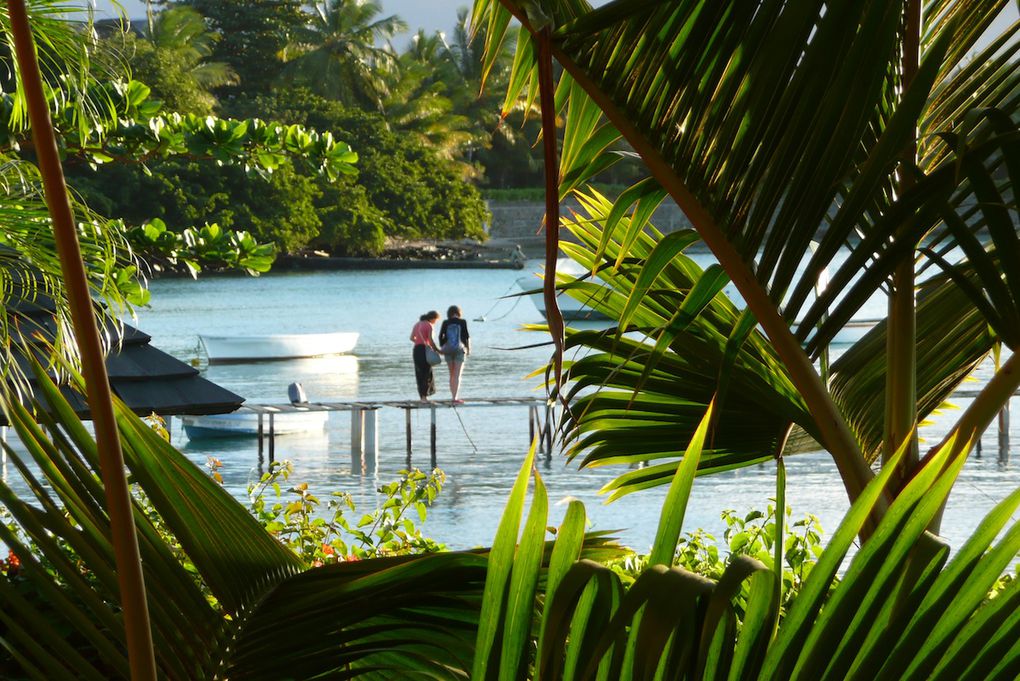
476, 0, 1018, 512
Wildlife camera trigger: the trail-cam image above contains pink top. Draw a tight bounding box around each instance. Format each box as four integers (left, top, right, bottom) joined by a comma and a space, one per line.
410, 320, 434, 346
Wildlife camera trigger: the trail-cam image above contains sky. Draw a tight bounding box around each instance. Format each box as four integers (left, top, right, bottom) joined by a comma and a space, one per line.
95, 1, 1018, 53
95, 1, 473, 46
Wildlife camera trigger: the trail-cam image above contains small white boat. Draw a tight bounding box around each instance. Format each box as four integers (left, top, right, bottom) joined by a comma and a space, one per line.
182, 410, 328, 439
200, 332, 358, 363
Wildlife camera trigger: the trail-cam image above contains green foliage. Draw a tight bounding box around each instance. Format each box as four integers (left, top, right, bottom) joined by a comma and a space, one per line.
128, 38, 221, 115
0, 373, 625, 678
0, 79, 358, 182
118, 217, 276, 276
312, 182, 388, 256
466, 420, 1020, 680
72, 156, 325, 254
177, 0, 306, 99
278, 0, 407, 111
613, 506, 828, 622
246, 461, 446, 564
103, 6, 237, 116
240, 90, 490, 244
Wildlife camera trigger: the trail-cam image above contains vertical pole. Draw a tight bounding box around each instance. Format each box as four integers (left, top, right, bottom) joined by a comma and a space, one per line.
351, 407, 364, 474
257, 413, 264, 458
544, 402, 554, 459
430, 403, 438, 470
268, 413, 276, 464
529, 405, 536, 450
5, 3, 157, 676
998, 400, 1011, 464
405, 407, 412, 468
364, 408, 379, 475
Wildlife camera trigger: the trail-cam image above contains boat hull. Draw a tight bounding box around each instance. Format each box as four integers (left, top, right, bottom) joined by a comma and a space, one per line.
516, 277, 612, 322
182, 411, 328, 439
200, 332, 359, 363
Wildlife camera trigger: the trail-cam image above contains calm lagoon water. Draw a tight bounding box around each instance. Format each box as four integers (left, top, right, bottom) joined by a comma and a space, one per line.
8, 262, 1013, 554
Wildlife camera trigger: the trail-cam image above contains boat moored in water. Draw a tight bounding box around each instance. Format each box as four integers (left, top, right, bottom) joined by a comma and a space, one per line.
199, 332, 359, 363
517, 258, 612, 321
515, 276, 613, 321
182, 409, 328, 439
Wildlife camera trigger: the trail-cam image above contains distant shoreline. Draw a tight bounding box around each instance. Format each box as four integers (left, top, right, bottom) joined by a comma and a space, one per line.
274, 254, 524, 271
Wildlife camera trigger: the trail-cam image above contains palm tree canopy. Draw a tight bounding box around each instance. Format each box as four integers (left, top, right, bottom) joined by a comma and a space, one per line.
281, 0, 408, 109
470, 1, 1018, 502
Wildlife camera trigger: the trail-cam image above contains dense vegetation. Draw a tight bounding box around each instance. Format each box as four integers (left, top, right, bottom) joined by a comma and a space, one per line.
1, 1, 1018, 679
61, 0, 580, 257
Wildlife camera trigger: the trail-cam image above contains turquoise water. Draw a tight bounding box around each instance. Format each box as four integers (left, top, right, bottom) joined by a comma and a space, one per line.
4, 263, 1014, 553
116, 264, 1019, 552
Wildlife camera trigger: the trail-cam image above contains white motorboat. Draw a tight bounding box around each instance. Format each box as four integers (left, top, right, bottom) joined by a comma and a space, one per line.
517, 258, 612, 321
199, 332, 359, 363
517, 259, 882, 338
182, 409, 328, 439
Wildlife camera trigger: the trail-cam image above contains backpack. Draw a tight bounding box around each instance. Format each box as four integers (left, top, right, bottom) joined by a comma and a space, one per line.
441, 321, 463, 354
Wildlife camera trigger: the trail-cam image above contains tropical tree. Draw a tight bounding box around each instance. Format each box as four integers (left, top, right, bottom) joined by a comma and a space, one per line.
0, 1, 357, 397
280, 0, 407, 111
120, 5, 236, 115
382, 31, 479, 170
470, 0, 1019, 520
173, 0, 305, 100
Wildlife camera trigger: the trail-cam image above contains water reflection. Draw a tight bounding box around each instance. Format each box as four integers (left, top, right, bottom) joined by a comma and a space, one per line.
200, 354, 360, 403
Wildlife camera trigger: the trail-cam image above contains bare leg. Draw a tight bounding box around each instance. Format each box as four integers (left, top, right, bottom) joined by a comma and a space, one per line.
448, 360, 464, 401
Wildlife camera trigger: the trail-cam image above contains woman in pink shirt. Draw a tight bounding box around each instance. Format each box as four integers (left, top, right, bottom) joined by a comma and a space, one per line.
410, 310, 440, 401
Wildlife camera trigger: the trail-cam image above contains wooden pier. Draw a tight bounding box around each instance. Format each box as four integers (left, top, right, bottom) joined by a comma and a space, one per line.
236, 397, 557, 473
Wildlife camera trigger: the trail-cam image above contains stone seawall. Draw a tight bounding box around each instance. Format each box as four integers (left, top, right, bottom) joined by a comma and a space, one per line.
486, 198, 692, 239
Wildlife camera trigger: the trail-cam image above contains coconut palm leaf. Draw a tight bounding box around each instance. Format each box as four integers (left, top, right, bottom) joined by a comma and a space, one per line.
829, 270, 998, 463
0, 160, 136, 393
473, 0, 1019, 508
0, 369, 481, 676
0, 368, 625, 678
0, 0, 125, 142
472, 397, 1020, 680
551, 192, 813, 495
281, 0, 407, 110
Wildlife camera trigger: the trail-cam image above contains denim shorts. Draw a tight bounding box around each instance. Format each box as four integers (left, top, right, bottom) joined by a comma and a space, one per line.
445, 349, 466, 364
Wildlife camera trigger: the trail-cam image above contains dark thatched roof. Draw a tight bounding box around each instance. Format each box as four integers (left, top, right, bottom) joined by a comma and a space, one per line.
3, 294, 243, 425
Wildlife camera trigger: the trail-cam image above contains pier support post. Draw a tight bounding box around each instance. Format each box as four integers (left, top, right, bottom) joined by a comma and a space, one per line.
529, 405, 536, 450
351, 407, 364, 473
256, 413, 264, 458
544, 403, 554, 461
430, 404, 437, 470
999, 400, 1011, 464
268, 413, 276, 464
405, 408, 412, 468
364, 408, 379, 475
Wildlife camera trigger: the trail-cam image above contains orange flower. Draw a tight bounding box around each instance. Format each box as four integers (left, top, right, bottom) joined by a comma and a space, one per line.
6, 550, 20, 577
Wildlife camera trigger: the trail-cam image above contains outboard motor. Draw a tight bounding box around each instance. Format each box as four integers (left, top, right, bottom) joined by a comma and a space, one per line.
288, 381, 308, 405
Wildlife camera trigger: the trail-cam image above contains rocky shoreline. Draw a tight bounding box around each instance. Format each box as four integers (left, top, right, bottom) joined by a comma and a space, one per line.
278, 237, 544, 271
